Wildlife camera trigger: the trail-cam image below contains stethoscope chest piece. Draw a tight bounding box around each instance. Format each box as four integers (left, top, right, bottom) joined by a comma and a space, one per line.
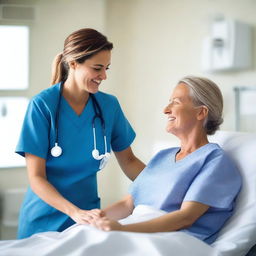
99, 152, 111, 170
51, 143, 62, 157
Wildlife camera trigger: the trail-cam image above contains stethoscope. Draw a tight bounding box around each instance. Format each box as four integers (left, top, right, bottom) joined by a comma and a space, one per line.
50, 83, 111, 170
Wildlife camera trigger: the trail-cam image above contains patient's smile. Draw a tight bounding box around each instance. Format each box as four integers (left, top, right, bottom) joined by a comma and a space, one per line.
168, 116, 176, 121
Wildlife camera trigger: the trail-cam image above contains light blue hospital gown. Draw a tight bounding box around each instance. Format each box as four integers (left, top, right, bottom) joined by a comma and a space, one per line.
129, 143, 242, 244
16, 83, 135, 239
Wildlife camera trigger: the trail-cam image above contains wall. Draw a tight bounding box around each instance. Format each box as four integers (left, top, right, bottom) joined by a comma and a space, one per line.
105, 0, 256, 192
106, 0, 256, 144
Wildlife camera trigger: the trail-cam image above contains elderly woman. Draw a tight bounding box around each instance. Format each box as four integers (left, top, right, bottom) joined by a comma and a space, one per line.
88, 76, 242, 244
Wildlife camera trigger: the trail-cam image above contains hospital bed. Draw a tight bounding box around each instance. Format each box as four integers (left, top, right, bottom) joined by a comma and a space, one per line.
0, 131, 255, 256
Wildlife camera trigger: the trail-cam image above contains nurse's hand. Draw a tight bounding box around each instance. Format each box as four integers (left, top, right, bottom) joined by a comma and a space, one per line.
70, 208, 105, 224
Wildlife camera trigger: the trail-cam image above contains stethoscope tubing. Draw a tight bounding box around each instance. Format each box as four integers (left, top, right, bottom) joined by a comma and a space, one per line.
51, 83, 109, 164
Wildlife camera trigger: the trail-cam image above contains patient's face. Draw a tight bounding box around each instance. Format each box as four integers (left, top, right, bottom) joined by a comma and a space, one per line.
163, 83, 199, 136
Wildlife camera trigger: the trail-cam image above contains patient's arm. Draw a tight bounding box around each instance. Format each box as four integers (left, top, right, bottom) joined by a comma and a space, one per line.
102, 194, 134, 220
92, 201, 209, 232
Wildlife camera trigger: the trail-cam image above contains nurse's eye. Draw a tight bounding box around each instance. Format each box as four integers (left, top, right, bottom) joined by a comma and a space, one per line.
92, 67, 110, 71
93, 68, 102, 71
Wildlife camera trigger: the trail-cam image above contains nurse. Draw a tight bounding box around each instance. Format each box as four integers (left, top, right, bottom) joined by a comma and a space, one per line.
16, 28, 145, 239
88, 76, 242, 244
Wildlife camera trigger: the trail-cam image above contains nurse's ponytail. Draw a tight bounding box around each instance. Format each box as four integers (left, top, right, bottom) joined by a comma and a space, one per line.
50, 28, 113, 86
51, 52, 68, 85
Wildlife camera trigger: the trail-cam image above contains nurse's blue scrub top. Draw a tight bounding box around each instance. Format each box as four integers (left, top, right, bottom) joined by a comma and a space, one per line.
16, 83, 135, 239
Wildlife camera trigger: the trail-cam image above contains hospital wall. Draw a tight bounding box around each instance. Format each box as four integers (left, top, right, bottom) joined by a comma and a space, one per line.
1, 0, 256, 239
103, 0, 256, 196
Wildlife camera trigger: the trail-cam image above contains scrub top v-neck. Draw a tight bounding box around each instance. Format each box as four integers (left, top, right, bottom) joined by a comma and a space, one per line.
16, 82, 136, 238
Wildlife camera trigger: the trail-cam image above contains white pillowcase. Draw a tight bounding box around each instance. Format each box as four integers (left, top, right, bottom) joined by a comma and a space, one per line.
209, 131, 256, 256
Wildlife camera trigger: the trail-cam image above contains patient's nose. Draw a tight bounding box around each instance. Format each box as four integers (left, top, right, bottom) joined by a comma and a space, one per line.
163, 104, 171, 114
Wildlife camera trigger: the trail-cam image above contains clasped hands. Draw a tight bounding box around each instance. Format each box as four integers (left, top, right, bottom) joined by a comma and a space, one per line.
71, 208, 123, 231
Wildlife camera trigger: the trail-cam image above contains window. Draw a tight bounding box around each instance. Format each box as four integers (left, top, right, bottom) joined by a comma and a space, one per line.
0, 25, 29, 168
0, 25, 29, 90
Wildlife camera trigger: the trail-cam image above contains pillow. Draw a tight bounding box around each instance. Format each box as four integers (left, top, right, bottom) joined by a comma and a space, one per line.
209, 131, 256, 256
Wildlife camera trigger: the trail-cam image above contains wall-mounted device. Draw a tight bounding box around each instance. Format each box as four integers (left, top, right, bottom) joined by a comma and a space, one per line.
201, 18, 252, 72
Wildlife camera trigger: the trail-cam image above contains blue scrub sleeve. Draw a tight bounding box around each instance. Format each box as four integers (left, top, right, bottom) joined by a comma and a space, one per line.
183, 152, 242, 209
111, 100, 136, 152
15, 98, 50, 159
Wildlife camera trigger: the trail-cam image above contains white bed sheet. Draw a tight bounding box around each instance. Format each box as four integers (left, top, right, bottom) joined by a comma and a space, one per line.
0, 205, 219, 256
1, 131, 255, 256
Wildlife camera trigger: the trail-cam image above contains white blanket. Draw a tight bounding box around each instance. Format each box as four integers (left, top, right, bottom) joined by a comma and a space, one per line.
0, 205, 219, 256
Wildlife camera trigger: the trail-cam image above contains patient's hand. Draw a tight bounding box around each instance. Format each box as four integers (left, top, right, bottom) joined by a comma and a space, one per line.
90, 216, 123, 231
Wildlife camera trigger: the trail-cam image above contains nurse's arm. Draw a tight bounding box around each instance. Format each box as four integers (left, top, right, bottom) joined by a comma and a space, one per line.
25, 153, 90, 224
114, 147, 145, 180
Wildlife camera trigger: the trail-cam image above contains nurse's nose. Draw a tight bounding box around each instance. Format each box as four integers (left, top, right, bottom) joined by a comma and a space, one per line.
100, 69, 107, 80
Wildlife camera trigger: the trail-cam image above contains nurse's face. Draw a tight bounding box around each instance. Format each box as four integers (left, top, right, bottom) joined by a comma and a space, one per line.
71, 50, 111, 94
163, 83, 201, 136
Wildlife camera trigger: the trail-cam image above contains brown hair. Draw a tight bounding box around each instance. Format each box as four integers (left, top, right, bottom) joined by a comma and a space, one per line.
51, 28, 113, 85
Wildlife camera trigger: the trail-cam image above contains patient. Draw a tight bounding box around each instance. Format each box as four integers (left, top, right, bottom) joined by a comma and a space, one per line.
86, 75, 242, 244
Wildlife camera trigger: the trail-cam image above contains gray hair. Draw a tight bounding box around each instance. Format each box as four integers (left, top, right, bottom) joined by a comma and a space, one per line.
178, 75, 223, 135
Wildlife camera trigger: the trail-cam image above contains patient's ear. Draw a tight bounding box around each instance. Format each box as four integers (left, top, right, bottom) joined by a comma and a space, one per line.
197, 106, 208, 121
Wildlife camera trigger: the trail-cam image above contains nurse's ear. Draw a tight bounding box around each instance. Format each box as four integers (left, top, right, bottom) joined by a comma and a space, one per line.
68, 60, 78, 70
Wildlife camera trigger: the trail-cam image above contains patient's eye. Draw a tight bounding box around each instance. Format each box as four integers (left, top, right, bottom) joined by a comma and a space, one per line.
169, 98, 181, 105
